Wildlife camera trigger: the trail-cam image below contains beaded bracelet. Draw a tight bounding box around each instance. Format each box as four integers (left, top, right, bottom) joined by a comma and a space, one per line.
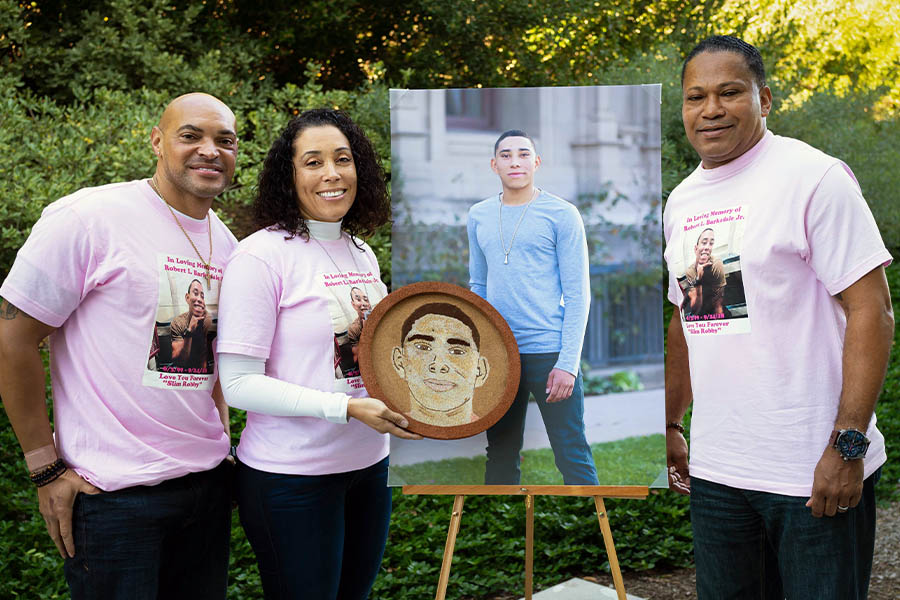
665, 421, 685, 434
29, 458, 67, 487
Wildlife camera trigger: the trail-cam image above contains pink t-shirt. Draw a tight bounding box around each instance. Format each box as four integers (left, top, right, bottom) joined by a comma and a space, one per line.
1, 180, 237, 491
663, 131, 892, 496
216, 228, 389, 475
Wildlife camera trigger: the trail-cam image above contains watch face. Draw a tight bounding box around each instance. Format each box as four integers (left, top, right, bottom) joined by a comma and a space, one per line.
836, 429, 869, 459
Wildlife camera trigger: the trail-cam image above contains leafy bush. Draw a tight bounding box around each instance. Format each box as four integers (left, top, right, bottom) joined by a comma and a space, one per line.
0, 72, 391, 282
582, 365, 645, 395
875, 265, 900, 502
768, 90, 900, 258
372, 489, 692, 600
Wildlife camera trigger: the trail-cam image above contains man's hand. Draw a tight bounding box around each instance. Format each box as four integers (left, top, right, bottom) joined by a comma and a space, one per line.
188, 314, 203, 333
665, 309, 693, 494
666, 428, 691, 494
805, 448, 864, 517
545, 368, 575, 403
347, 397, 423, 440
38, 470, 101, 558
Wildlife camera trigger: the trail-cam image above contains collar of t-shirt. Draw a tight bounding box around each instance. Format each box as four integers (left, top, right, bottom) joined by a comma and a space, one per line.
307, 219, 343, 240
697, 129, 774, 183
147, 180, 208, 225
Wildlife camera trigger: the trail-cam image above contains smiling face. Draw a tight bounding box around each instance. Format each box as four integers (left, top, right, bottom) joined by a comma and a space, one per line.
292, 125, 357, 222
152, 94, 237, 205
350, 287, 370, 313
392, 313, 489, 418
682, 50, 772, 169
694, 228, 715, 265
491, 136, 541, 192
185, 279, 206, 317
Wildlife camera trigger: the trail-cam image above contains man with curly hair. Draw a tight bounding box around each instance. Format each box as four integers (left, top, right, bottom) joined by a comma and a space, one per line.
0, 93, 238, 599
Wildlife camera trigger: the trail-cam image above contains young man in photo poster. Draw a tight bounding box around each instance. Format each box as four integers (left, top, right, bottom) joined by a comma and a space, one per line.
467, 129, 599, 485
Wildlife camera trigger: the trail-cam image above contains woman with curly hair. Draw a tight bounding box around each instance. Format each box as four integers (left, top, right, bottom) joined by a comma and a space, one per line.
216, 108, 419, 599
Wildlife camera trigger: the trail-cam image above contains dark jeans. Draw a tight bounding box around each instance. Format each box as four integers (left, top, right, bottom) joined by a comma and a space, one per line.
63, 460, 233, 600
691, 468, 880, 599
237, 456, 392, 600
484, 352, 599, 485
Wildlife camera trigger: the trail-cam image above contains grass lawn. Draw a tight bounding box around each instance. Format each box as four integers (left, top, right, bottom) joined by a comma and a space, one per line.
388, 434, 667, 487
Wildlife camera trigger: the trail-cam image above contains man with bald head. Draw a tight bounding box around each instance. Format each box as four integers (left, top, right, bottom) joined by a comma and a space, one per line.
0, 93, 238, 598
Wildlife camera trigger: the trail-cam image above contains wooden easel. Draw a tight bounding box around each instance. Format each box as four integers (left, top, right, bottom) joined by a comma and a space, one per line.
402, 485, 649, 600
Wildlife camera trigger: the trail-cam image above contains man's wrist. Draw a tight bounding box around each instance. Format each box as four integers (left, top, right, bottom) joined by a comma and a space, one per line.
828, 428, 869, 460
666, 421, 685, 434
30, 458, 67, 487
552, 364, 577, 377
24, 444, 59, 472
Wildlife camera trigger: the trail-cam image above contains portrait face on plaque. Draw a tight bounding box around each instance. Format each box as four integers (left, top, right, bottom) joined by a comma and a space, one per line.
391, 303, 490, 426
359, 282, 519, 440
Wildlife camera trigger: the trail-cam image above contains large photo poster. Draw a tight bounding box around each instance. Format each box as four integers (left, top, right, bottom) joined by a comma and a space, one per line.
388, 85, 666, 487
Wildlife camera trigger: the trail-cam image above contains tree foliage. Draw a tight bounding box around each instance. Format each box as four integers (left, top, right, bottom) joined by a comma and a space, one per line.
0, 66, 390, 279
1, 2, 899, 598
710, 0, 900, 115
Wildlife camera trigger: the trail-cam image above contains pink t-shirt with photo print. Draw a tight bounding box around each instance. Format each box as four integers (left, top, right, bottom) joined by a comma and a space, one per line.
663, 131, 892, 497
1, 180, 236, 491
216, 228, 389, 475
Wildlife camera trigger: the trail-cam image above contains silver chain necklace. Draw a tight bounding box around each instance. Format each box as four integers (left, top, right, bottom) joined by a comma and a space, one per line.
310, 234, 372, 324
498, 187, 538, 265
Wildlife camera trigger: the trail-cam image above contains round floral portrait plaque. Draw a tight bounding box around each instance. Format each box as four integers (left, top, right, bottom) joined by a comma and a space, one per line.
359, 281, 520, 440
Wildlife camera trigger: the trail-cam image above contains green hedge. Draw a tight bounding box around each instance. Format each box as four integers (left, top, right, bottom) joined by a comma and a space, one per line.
0, 72, 392, 282
2, 264, 896, 599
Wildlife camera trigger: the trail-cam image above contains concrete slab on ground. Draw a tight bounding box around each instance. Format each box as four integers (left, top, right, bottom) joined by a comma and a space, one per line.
519, 577, 645, 600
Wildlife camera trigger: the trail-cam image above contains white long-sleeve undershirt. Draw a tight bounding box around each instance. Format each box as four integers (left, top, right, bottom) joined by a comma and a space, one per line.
218, 352, 350, 423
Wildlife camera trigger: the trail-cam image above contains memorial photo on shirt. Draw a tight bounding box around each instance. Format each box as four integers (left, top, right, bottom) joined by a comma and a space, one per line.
671, 205, 750, 336
387, 85, 667, 487
321, 268, 386, 384
144, 252, 224, 389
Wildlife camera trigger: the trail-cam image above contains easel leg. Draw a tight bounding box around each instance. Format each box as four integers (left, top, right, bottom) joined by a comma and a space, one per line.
524, 494, 534, 600
594, 496, 627, 600
435, 495, 466, 600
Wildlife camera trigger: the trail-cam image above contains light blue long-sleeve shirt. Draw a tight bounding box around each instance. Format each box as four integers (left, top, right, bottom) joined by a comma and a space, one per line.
467, 190, 590, 375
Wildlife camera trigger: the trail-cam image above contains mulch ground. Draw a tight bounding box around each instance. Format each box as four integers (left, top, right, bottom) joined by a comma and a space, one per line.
591, 499, 900, 600
488, 498, 899, 599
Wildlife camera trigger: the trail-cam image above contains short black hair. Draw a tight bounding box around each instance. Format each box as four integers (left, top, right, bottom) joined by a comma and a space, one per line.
682, 35, 766, 90
695, 227, 715, 245
186, 279, 203, 295
494, 129, 537, 156
254, 108, 389, 241
401, 302, 480, 350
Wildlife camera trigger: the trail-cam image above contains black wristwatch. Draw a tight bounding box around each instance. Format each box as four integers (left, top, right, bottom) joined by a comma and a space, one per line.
829, 428, 870, 461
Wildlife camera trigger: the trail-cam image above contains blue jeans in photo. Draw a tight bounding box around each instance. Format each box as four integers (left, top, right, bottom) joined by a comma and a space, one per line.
484, 352, 599, 485
63, 460, 233, 600
690, 467, 880, 599
236, 456, 392, 600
